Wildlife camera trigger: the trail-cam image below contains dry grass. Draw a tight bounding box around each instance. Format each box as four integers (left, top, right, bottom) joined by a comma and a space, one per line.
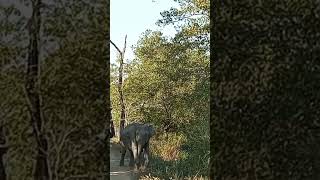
150, 133, 186, 161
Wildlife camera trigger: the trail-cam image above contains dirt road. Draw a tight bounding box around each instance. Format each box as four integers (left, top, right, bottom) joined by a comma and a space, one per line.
110, 142, 140, 180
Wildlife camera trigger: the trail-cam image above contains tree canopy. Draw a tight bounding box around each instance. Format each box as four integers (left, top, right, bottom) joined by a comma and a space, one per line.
110, 0, 210, 178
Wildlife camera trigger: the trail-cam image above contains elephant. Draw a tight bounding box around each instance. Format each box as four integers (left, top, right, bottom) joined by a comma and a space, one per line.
119, 122, 155, 171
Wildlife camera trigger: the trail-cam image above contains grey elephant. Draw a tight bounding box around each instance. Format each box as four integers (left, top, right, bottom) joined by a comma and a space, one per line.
119, 122, 155, 171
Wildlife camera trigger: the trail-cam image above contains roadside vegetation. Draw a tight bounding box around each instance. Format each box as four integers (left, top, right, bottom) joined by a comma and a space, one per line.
111, 0, 210, 179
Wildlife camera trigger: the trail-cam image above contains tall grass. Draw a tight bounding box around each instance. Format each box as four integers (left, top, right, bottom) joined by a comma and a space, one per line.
146, 120, 210, 179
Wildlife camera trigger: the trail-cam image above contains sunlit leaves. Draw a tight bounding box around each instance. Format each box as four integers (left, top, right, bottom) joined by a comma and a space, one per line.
157, 0, 209, 50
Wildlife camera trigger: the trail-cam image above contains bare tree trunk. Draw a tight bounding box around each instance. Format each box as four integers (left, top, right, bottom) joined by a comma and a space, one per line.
110, 36, 127, 137
109, 119, 115, 138
25, 0, 49, 179
0, 127, 8, 180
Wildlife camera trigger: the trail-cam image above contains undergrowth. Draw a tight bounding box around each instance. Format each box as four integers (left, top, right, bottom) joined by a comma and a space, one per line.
145, 125, 210, 179
111, 121, 210, 179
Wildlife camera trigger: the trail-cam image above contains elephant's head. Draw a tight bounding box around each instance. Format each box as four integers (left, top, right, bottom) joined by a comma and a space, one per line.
145, 123, 155, 137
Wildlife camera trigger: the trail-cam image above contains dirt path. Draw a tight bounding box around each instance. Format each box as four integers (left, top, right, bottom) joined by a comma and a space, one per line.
110, 142, 140, 180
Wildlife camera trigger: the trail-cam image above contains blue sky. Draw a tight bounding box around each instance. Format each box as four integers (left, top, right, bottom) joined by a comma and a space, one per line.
110, 0, 179, 64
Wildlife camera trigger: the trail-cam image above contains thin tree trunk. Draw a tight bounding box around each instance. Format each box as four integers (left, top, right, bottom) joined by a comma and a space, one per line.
118, 59, 126, 134
0, 127, 8, 180
110, 36, 127, 136
25, 0, 49, 179
109, 119, 115, 138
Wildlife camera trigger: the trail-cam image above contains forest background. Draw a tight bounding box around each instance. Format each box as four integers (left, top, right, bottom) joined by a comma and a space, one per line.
0, 0, 209, 179
110, 0, 210, 179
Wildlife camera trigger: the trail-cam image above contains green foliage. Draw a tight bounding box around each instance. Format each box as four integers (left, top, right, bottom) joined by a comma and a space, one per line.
157, 0, 210, 50
110, 0, 209, 178
122, 31, 209, 131
213, 0, 320, 179
0, 3, 33, 178
1, 0, 109, 178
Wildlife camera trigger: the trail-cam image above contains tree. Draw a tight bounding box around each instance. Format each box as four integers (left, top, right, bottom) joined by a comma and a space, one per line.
116, 4, 210, 176
0, 127, 8, 179
107, 1, 210, 178
157, 0, 210, 51
39, 0, 108, 177
110, 36, 127, 137
125, 30, 208, 132
38, 0, 109, 178
0, 3, 28, 179
24, 0, 49, 179
1, 0, 109, 178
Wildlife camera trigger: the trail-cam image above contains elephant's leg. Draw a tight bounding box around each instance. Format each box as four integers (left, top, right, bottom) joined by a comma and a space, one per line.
142, 143, 150, 170
132, 141, 140, 171
129, 149, 134, 167
139, 149, 145, 167
119, 146, 126, 166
